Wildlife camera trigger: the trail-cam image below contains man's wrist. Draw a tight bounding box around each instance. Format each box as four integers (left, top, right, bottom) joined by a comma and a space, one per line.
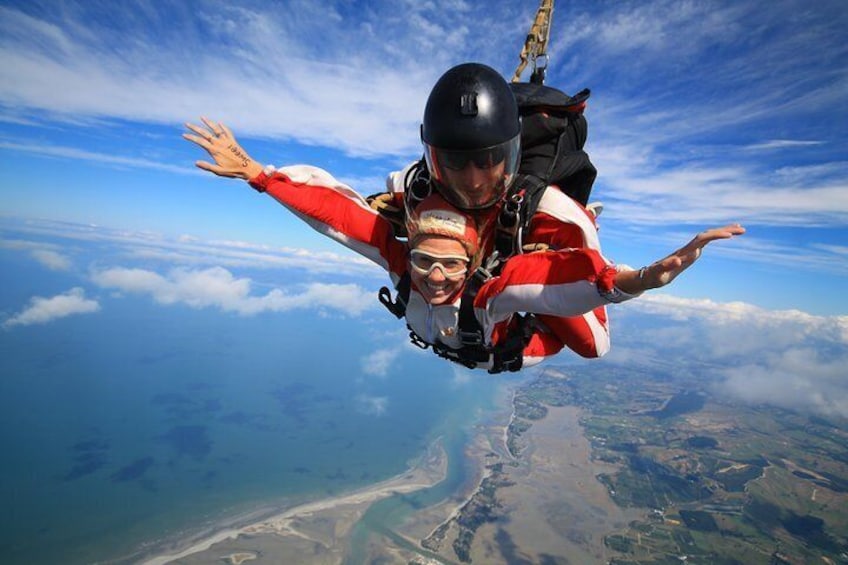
243, 161, 264, 180
611, 265, 647, 297
247, 163, 274, 192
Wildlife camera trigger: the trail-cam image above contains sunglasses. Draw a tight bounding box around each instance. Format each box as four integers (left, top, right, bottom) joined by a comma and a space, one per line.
409, 250, 469, 279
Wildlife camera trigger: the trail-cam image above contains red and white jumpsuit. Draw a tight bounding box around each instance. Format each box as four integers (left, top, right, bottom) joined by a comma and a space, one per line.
387, 163, 616, 359
250, 165, 635, 370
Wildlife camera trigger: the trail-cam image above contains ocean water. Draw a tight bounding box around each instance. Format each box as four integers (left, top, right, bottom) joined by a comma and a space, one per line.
0, 251, 504, 564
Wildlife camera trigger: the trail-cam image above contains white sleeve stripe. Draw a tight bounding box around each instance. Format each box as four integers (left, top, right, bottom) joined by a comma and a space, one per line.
486, 281, 609, 321
584, 310, 611, 356
287, 209, 392, 273
537, 188, 601, 250
278, 165, 375, 213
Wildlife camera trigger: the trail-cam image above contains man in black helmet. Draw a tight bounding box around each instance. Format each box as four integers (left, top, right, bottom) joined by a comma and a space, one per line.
421, 63, 523, 210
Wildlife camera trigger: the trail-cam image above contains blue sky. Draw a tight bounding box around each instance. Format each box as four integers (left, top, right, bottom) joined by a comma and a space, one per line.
0, 1, 846, 320
0, 1, 845, 421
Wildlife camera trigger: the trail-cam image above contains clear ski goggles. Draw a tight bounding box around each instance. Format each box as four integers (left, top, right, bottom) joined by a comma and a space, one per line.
423, 133, 521, 210
409, 249, 469, 279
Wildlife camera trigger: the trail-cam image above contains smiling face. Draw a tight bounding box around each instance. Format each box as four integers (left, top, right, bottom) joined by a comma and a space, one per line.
409, 235, 469, 305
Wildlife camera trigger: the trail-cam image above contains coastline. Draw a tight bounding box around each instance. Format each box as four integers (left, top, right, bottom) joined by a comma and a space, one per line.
135, 373, 641, 564
392, 373, 645, 563
138, 437, 448, 564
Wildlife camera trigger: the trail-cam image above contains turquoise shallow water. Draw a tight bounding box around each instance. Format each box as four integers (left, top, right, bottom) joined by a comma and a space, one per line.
343, 423, 484, 565
0, 252, 504, 564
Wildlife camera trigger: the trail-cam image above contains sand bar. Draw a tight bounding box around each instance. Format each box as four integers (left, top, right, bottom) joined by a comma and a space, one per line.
140, 438, 447, 564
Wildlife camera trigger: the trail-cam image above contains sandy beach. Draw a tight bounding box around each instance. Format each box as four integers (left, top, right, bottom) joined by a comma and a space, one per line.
139, 438, 447, 564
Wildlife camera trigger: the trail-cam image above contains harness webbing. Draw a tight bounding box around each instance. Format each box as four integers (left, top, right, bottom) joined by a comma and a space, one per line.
494, 173, 549, 261
512, 0, 555, 84
377, 267, 531, 374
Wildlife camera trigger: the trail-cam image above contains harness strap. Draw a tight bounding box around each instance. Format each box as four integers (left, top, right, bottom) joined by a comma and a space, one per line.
489, 315, 534, 373
457, 269, 488, 346
495, 193, 523, 260
431, 340, 490, 370
409, 316, 535, 374
494, 173, 549, 262
511, 0, 554, 84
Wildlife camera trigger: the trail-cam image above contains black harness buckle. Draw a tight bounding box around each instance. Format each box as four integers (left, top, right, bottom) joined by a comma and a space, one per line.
458, 329, 484, 346
378, 286, 404, 319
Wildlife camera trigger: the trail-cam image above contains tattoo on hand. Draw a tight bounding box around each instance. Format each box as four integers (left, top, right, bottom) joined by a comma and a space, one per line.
228, 144, 250, 167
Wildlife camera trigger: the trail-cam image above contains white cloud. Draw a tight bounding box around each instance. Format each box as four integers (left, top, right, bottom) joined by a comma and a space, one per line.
123, 238, 380, 276
30, 249, 72, 271
0, 238, 73, 270
361, 347, 403, 377
592, 150, 848, 227
630, 294, 848, 346
355, 394, 388, 417
3, 287, 100, 328
570, 1, 739, 58
812, 242, 848, 258
557, 1, 848, 230
0, 2, 473, 158
0, 0, 543, 159
90, 266, 376, 316
743, 139, 824, 151
605, 294, 848, 417
720, 347, 848, 419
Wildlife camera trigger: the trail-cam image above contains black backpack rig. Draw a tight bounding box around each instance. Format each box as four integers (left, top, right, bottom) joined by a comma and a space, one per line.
369, 81, 598, 374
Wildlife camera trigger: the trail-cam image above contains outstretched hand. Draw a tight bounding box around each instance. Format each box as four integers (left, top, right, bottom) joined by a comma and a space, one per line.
640, 224, 746, 289
613, 224, 746, 295
182, 117, 263, 180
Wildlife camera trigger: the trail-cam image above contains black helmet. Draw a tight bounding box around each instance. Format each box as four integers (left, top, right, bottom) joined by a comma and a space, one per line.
421, 63, 521, 210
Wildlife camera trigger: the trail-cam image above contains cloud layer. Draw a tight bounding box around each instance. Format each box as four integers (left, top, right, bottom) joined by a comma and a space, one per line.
607, 295, 848, 418
2, 218, 846, 420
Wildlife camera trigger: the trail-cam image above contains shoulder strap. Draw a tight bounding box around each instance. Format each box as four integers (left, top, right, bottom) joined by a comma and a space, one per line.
403, 158, 432, 213
495, 174, 549, 260
457, 270, 487, 346
453, 269, 534, 374
366, 158, 431, 240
